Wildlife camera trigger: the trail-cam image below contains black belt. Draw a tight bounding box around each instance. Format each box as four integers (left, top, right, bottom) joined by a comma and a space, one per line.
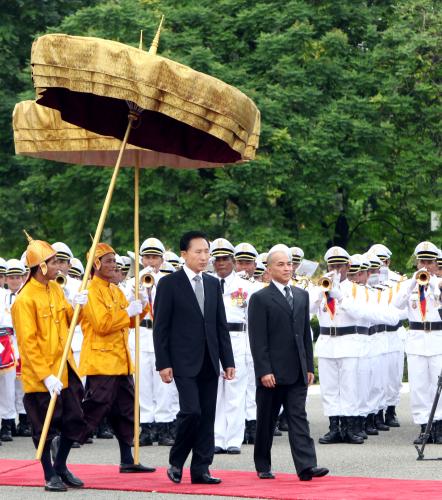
386, 321, 404, 332
227, 322, 246, 332
369, 324, 388, 334
320, 326, 369, 336
409, 321, 442, 332
0, 327, 13, 337
140, 319, 153, 328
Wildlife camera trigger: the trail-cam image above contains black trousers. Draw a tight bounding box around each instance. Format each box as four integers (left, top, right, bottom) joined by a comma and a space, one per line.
170, 349, 218, 476
24, 364, 85, 445
254, 377, 317, 474
80, 375, 134, 446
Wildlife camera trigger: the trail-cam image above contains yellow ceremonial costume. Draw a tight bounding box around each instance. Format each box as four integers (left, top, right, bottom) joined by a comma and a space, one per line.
12, 278, 79, 393
79, 275, 147, 376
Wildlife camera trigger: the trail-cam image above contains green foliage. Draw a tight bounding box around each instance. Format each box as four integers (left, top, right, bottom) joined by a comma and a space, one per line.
0, 0, 441, 270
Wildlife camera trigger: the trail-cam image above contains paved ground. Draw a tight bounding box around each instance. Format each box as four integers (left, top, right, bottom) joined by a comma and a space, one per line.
1, 388, 441, 499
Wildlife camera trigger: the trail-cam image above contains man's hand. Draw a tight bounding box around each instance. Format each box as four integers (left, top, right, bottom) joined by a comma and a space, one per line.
261, 373, 276, 388
44, 375, 63, 396
223, 367, 235, 380
159, 367, 173, 384
307, 371, 315, 386
72, 290, 88, 307
126, 300, 143, 318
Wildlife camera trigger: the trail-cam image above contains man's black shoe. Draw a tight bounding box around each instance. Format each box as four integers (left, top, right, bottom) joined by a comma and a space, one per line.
191, 472, 222, 484
71, 441, 81, 448
257, 471, 275, 479
214, 446, 226, 454
226, 446, 241, 454
119, 463, 156, 473
167, 465, 182, 483
385, 406, 400, 427
56, 468, 84, 488
273, 424, 282, 436
298, 467, 329, 481
44, 474, 67, 492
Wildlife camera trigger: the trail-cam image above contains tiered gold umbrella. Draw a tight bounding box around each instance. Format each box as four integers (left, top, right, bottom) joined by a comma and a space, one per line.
17, 19, 260, 462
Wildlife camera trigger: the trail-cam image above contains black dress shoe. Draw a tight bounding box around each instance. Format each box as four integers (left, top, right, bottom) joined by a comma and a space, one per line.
56, 468, 84, 488
45, 474, 67, 492
298, 467, 329, 481
167, 465, 182, 483
71, 441, 81, 448
227, 446, 241, 454
191, 472, 222, 484
120, 463, 156, 473
214, 446, 226, 454
257, 471, 275, 479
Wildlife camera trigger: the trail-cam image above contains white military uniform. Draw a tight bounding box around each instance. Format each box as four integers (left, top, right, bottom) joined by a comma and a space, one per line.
394, 242, 442, 425
0, 260, 26, 423
214, 270, 255, 449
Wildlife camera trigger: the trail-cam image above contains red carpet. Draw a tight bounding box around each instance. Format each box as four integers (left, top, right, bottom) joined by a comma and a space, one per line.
0, 459, 441, 499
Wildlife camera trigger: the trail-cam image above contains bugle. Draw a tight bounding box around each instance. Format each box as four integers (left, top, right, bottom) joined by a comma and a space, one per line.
416, 270, 430, 286
318, 275, 333, 291
55, 272, 67, 288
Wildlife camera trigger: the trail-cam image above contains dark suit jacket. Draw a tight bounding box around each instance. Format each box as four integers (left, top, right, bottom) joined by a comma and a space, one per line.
153, 269, 234, 377
248, 282, 314, 386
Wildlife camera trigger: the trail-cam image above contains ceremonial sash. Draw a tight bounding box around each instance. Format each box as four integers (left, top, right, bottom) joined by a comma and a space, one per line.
0, 329, 15, 372
324, 291, 335, 320
418, 285, 427, 321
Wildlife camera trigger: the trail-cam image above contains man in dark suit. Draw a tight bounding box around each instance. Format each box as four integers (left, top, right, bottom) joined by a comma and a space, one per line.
248, 244, 328, 481
153, 231, 235, 485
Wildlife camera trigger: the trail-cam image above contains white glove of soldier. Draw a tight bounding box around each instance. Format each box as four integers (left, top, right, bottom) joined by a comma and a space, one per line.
72, 290, 89, 307
138, 287, 149, 308
44, 375, 63, 396
328, 271, 343, 300
429, 274, 441, 298
126, 300, 143, 318
408, 268, 425, 294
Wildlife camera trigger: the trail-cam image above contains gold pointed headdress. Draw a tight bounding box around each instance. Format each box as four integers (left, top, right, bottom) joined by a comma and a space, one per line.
23, 230, 56, 269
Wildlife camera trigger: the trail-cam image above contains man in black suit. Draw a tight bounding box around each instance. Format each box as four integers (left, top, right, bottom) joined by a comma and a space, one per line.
248, 244, 328, 481
153, 231, 235, 485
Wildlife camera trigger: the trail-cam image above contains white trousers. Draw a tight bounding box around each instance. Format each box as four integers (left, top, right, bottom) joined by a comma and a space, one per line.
215, 333, 248, 449
318, 357, 359, 416
130, 350, 178, 423
366, 354, 385, 414
384, 350, 404, 407
407, 354, 442, 424
245, 353, 256, 421
0, 370, 25, 419
356, 356, 371, 416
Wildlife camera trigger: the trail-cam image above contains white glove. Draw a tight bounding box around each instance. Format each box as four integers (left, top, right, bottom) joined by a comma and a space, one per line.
72, 290, 89, 307
126, 300, 143, 318
44, 375, 63, 396
429, 274, 441, 297
328, 271, 343, 300
408, 268, 425, 294
138, 287, 149, 308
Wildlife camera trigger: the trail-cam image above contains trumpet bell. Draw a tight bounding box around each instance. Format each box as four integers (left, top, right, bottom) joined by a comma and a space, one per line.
141, 272, 155, 288
55, 273, 67, 288
416, 270, 430, 286
318, 276, 332, 291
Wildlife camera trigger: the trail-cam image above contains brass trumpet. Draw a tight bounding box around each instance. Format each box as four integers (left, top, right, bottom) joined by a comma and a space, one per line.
318, 275, 333, 291
55, 272, 67, 288
141, 272, 155, 288
416, 269, 430, 286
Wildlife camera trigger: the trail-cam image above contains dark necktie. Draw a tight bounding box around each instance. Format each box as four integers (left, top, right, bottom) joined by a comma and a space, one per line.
284, 285, 294, 310
220, 278, 225, 294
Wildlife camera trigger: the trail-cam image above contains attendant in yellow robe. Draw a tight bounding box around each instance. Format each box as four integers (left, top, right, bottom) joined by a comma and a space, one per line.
12, 234, 88, 492
79, 243, 155, 473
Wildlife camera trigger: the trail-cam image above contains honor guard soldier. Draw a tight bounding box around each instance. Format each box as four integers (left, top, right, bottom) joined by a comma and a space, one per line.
12, 234, 88, 492
0, 259, 31, 441
0, 258, 6, 288
212, 238, 255, 454
310, 247, 397, 445
394, 241, 442, 444
127, 237, 177, 446
254, 259, 265, 281
78, 242, 156, 472
120, 256, 131, 281
234, 242, 260, 445
164, 251, 181, 270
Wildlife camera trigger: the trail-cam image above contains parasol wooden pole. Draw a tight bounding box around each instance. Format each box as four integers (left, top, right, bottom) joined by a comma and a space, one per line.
133, 155, 141, 464
36, 112, 139, 460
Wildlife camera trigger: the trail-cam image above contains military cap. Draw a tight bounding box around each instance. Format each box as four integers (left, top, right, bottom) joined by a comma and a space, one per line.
164, 250, 181, 268
258, 252, 268, 266
234, 242, 258, 261
6, 259, 26, 276
0, 257, 6, 275
69, 258, 84, 278
254, 258, 265, 276
414, 241, 439, 260
369, 244, 392, 262
160, 261, 176, 275
140, 237, 165, 256
348, 254, 362, 274
52, 241, 74, 261
290, 246, 304, 264
120, 256, 131, 272
210, 238, 234, 258
324, 246, 350, 264
366, 252, 382, 270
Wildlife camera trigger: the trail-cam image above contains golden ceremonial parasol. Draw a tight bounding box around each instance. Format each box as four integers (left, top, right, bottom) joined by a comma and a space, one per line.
16, 18, 260, 462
